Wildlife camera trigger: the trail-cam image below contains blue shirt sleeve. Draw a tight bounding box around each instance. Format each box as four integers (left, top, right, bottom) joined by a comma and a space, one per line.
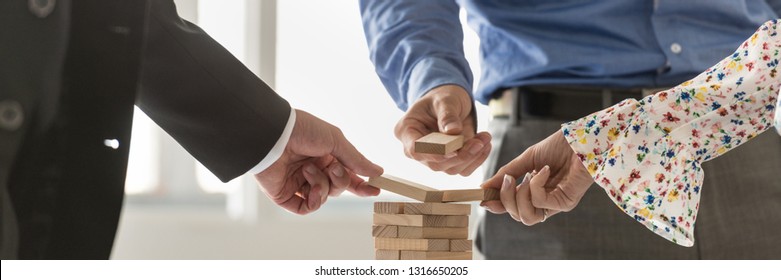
359, 0, 474, 111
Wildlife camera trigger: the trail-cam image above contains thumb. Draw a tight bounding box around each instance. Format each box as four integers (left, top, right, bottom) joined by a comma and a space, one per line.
433, 99, 463, 134
330, 128, 384, 177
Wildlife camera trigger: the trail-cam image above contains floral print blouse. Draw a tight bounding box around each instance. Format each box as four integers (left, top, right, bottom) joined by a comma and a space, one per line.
561, 20, 780, 247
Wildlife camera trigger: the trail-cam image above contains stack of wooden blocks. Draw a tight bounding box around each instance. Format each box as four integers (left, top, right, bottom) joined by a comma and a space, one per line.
372, 201, 473, 260
367, 132, 497, 260
366, 133, 499, 260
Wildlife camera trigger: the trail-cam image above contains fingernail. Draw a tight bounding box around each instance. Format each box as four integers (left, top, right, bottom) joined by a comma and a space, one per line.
308, 186, 318, 209
320, 186, 328, 204
468, 142, 484, 155
444, 152, 457, 159
444, 123, 461, 132
542, 165, 550, 173
521, 172, 531, 184
331, 165, 344, 177
304, 164, 317, 175
502, 174, 513, 189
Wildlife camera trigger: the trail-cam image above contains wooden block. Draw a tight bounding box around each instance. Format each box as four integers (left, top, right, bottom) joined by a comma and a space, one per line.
441, 188, 499, 202
400, 251, 472, 260
449, 239, 473, 252
373, 214, 468, 228
397, 226, 468, 239
403, 202, 471, 215
368, 175, 443, 202
415, 132, 464, 155
375, 250, 400, 260
372, 225, 398, 238
374, 202, 405, 214
374, 238, 449, 251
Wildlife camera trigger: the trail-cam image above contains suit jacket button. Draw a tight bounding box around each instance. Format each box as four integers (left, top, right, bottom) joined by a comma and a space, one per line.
29, 0, 56, 18
0, 100, 24, 131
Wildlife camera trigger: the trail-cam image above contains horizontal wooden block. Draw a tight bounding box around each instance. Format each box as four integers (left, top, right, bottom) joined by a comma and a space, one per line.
375, 201, 470, 215
397, 226, 468, 239
373, 214, 468, 228
372, 225, 398, 238
375, 250, 400, 260
449, 239, 473, 252
441, 188, 499, 202
368, 175, 443, 202
404, 202, 471, 215
400, 251, 472, 260
374, 238, 449, 251
415, 132, 464, 155
374, 202, 405, 214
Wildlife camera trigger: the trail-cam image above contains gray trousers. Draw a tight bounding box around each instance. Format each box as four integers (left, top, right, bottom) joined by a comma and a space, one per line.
476, 108, 781, 259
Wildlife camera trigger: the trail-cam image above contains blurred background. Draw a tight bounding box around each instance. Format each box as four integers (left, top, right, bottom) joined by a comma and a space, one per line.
112, 0, 490, 259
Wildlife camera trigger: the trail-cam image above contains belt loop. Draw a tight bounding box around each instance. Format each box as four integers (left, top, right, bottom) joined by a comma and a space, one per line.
601, 89, 612, 109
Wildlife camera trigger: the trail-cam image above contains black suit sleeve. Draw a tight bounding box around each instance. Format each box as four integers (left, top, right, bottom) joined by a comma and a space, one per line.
137, 0, 290, 182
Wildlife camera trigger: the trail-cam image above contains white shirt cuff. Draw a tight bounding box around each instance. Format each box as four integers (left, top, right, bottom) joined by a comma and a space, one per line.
245, 109, 296, 175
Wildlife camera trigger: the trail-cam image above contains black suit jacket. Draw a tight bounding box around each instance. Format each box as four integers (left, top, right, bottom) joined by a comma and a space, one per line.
0, 0, 290, 259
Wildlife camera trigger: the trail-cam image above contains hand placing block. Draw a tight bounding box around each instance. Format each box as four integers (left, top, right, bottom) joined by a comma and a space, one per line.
415, 132, 464, 155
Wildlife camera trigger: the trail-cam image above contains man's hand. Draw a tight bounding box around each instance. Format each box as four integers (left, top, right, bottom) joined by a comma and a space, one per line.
395, 85, 491, 176
255, 110, 383, 215
481, 130, 594, 224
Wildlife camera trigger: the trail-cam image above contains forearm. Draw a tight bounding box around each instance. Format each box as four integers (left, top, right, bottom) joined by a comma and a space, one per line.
562, 20, 780, 246
137, 0, 291, 182
360, 0, 473, 111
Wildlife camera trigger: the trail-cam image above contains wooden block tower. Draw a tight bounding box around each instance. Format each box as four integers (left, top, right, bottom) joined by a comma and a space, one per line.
371, 201, 473, 260
368, 132, 497, 260
367, 132, 499, 260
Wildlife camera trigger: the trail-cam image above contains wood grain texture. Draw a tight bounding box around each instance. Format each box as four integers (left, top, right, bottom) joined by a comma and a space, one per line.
373, 214, 468, 228
375, 250, 400, 260
400, 251, 472, 260
449, 239, 473, 252
374, 202, 405, 214
403, 202, 471, 215
415, 132, 464, 155
372, 225, 398, 238
397, 226, 469, 239
368, 175, 443, 202
441, 188, 499, 202
374, 238, 449, 251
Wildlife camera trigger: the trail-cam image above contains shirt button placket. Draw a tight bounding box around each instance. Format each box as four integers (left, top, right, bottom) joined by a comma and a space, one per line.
670, 43, 682, 54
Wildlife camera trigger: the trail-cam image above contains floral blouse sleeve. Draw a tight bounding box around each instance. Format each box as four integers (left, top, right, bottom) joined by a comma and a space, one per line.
561, 20, 780, 247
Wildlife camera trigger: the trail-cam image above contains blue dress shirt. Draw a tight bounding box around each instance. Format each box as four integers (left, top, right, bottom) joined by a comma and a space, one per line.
360, 0, 781, 111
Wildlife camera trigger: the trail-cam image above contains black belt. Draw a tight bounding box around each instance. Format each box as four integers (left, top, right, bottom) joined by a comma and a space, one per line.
488, 86, 666, 123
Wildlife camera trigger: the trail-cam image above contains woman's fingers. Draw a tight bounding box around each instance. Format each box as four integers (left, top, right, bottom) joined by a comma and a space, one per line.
499, 174, 520, 221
